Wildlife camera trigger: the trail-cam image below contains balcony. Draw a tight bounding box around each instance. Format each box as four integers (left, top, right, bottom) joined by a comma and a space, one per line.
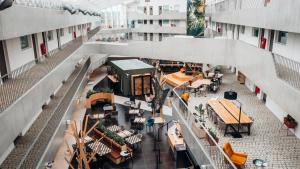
206, 0, 300, 33
0, 27, 99, 164
132, 25, 186, 34
128, 11, 186, 20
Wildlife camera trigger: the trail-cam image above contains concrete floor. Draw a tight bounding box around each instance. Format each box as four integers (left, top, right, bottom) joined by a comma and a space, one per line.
186, 72, 300, 169
51, 66, 177, 169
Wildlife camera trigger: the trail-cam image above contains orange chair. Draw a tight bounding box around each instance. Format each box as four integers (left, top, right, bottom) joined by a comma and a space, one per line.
223, 143, 247, 168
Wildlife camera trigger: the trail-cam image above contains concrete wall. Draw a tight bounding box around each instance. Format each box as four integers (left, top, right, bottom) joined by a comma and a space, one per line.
60, 28, 73, 46
238, 26, 258, 47
0, 5, 99, 40
81, 37, 300, 138
273, 32, 300, 63
5, 36, 35, 71
0, 45, 85, 164
47, 31, 59, 52
208, 0, 300, 34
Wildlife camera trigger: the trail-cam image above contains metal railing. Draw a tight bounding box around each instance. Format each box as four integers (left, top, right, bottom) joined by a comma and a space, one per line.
172, 82, 237, 169
18, 57, 91, 169
0, 27, 99, 113
273, 53, 300, 91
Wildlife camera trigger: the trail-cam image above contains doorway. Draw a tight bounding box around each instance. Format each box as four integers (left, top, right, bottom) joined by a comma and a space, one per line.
31, 34, 38, 63
268, 30, 275, 52
0, 41, 8, 81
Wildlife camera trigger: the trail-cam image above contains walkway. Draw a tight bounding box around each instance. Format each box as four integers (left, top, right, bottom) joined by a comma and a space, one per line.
0, 27, 99, 113
187, 72, 300, 169
0, 59, 90, 169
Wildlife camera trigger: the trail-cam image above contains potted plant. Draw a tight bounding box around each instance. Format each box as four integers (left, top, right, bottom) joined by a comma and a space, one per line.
207, 128, 219, 146
194, 104, 205, 123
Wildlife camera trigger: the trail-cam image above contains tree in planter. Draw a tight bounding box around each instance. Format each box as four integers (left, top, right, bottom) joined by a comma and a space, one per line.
194, 103, 206, 125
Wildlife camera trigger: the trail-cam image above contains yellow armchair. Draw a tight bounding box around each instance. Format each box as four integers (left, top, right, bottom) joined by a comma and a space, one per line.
223, 143, 247, 169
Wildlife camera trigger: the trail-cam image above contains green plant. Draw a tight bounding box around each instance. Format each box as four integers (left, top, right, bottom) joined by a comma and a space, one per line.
195, 103, 205, 123
208, 128, 218, 140
96, 123, 125, 145
86, 88, 114, 98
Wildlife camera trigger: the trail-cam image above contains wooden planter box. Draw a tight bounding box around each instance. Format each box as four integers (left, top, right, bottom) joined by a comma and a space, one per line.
192, 122, 206, 139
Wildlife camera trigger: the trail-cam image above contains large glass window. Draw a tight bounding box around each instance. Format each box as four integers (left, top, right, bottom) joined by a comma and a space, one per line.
276, 31, 288, 44
163, 20, 169, 24
20, 36, 30, 50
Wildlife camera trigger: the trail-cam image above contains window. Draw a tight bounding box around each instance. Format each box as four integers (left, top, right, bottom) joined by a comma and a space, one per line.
163, 20, 169, 24
150, 33, 153, 41
174, 5, 180, 12
60, 28, 64, 37
158, 6, 162, 15
20, 36, 30, 50
78, 25, 81, 30
163, 5, 169, 12
228, 24, 233, 31
149, 6, 153, 15
138, 33, 143, 37
252, 28, 259, 37
276, 31, 288, 44
138, 20, 143, 24
144, 20, 147, 24
150, 20, 153, 24
144, 33, 147, 41
68, 27, 73, 33
159, 33, 162, 41
47, 31, 53, 41
144, 6, 147, 14
241, 26, 245, 34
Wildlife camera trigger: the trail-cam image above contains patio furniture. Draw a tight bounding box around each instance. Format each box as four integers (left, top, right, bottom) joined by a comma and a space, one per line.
223, 143, 247, 169
93, 129, 133, 165
146, 118, 154, 132
107, 125, 122, 132
88, 141, 112, 156
117, 130, 133, 138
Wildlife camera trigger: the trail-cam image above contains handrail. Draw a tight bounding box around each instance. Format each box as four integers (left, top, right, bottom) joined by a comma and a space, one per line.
172, 79, 237, 169
154, 120, 174, 169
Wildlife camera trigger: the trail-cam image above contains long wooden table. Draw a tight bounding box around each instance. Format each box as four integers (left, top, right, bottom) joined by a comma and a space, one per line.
167, 123, 186, 152
207, 99, 253, 136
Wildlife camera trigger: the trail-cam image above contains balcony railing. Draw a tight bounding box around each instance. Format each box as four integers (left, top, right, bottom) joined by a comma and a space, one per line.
206, 0, 269, 15
273, 53, 300, 91
0, 27, 99, 113
172, 81, 237, 169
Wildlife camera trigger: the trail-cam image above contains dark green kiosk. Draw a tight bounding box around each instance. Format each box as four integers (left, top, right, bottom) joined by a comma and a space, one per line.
109, 59, 155, 96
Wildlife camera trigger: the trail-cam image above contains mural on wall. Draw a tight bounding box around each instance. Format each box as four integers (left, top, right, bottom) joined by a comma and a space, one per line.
187, 0, 205, 37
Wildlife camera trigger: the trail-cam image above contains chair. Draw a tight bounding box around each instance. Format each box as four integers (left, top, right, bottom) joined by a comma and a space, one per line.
199, 85, 207, 96
217, 117, 226, 132
146, 118, 154, 132
132, 101, 141, 110
223, 143, 247, 169
212, 112, 218, 125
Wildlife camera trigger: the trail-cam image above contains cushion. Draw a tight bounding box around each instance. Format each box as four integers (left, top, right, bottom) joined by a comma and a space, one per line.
230, 154, 247, 165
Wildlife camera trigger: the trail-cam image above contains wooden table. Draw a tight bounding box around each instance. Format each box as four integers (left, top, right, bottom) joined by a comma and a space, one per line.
188, 79, 212, 89
207, 99, 252, 135
167, 123, 186, 152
